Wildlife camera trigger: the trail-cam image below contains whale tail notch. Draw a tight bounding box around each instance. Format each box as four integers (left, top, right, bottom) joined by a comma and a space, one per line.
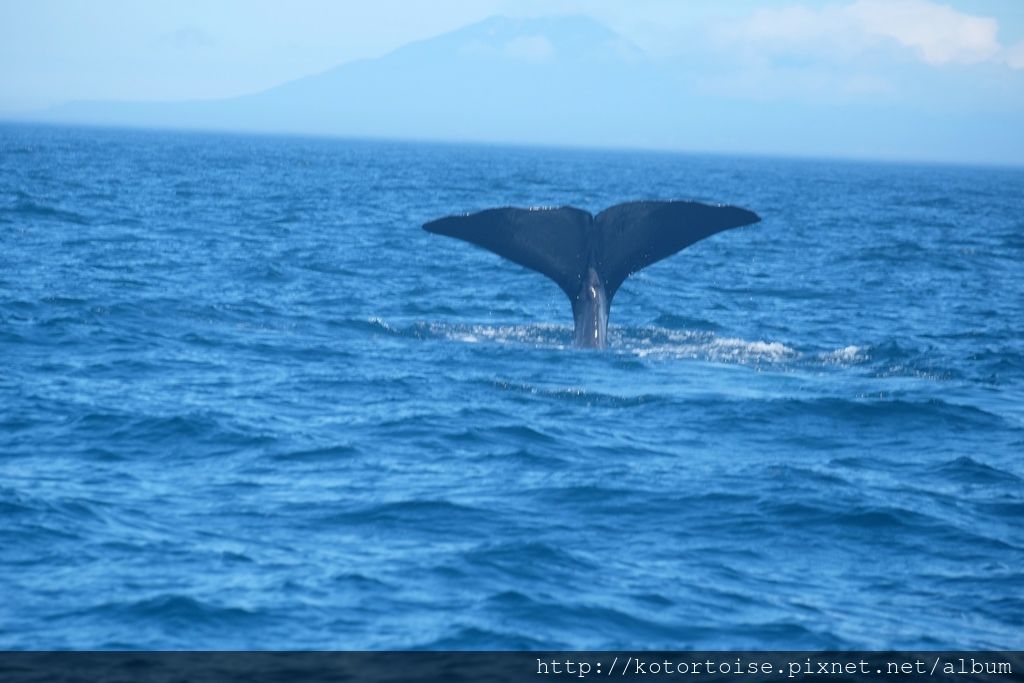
423, 200, 760, 347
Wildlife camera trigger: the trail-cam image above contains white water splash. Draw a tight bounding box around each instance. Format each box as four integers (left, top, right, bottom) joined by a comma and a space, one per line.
418, 322, 572, 348
411, 321, 804, 365
818, 345, 868, 364
627, 329, 796, 364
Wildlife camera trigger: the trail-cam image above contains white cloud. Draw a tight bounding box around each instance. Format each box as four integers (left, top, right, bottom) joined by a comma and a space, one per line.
722, 0, 1014, 68
726, 5, 859, 55
847, 0, 999, 65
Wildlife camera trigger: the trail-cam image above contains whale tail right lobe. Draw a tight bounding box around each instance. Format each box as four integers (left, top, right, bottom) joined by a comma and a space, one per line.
422, 200, 761, 308
590, 201, 761, 300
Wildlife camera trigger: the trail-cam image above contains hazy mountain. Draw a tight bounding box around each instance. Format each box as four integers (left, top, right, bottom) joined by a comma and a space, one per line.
38, 15, 693, 148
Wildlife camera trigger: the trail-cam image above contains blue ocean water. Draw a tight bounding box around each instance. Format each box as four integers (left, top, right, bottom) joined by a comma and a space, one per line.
1, 124, 1022, 650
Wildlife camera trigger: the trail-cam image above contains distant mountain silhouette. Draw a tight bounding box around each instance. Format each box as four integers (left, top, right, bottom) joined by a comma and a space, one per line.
38, 15, 694, 147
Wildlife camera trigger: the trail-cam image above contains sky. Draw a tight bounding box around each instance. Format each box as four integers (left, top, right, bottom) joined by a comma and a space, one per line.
2, 0, 1023, 164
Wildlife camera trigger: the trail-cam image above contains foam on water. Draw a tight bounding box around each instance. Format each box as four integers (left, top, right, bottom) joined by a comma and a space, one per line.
818, 345, 867, 364
392, 319, 802, 366
621, 328, 797, 363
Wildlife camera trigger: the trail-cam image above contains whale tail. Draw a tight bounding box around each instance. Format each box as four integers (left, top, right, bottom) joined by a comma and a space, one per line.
423, 200, 760, 347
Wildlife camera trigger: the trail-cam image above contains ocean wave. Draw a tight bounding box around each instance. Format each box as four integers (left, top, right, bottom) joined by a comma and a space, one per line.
776, 396, 1005, 429
267, 444, 361, 461
66, 594, 270, 629
931, 455, 1022, 485
4, 199, 90, 225
419, 624, 552, 649
316, 499, 497, 534
488, 380, 664, 408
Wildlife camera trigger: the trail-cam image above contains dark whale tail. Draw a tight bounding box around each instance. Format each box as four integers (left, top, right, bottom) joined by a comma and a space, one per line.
423, 200, 760, 348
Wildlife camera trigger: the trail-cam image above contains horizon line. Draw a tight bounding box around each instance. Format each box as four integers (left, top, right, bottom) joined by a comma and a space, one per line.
2, 118, 1022, 172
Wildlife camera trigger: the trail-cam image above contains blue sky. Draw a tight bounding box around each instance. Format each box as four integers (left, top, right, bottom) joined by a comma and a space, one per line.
2, 0, 1023, 164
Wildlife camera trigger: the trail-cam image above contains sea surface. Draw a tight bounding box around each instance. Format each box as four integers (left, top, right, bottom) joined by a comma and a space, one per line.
1, 124, 1022, 650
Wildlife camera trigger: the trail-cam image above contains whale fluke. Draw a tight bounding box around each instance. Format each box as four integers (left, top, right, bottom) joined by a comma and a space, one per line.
423, 200, 760, 349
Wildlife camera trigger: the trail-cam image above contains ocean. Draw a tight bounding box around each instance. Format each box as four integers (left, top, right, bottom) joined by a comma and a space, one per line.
1, 124, 1022, 649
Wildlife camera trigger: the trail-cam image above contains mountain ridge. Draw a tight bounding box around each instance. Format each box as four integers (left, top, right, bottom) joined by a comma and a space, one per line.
34, 15, 676, 148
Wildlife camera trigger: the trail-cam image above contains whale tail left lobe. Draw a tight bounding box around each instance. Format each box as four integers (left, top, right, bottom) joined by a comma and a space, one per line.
423, 206, 594, 300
